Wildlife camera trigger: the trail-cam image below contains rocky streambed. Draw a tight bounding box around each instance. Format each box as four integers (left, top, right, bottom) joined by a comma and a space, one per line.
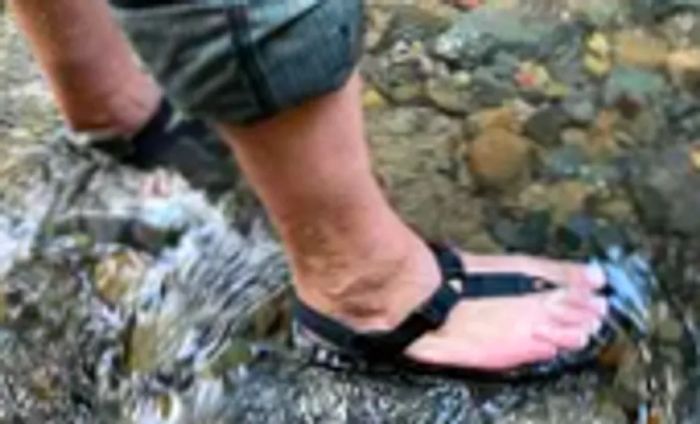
2, 0, 700, 422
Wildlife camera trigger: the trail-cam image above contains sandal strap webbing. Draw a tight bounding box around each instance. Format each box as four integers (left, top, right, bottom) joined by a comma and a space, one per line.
294, 244, 466, 360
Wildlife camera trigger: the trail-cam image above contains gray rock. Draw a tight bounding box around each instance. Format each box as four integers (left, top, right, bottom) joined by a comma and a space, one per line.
433, 9, 560, 65
426, 74, 472, 114
629, 146, 700, 236
490, 210, 552, 253
523, 106, 570, 146
562, 95, 597, 125
470, 68, 517, 107
615, 109, 668, 147
561, 128, 589, 146
632, 0, 700, 20
665, 93, 700, 143
544, 145, 589, 178
603, 67, 668, 113
375, 6, 452, 51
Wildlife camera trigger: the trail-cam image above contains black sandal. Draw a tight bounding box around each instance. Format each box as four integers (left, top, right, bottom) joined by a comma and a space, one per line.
293, 243, 654, 380
78, 98, 238, 198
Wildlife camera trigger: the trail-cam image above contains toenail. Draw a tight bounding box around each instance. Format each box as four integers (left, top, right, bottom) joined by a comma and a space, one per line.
579, 333, 590, 348
589, 319, 603, 336
585, 263, 606, 288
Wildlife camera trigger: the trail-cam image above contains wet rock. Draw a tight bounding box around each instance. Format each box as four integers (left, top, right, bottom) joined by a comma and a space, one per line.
614, 30, 670, 70
656, 317, 685, 343
633, 0, 700, 20
519, 181, 593, 224
665, 92, 700, 141
659, 12, 700, 48
543, 144, 589, 178
467, 104, 523, 134
468, 128, 533, 191
572, 0, 628, 27
542, 23, 590, 86
667, 48, 700, 90
434, 8, 560, 65
490, 210, 551, 253
630, 146, 700, 236
222, 358, 609, 424
371, 65, 426, 104
611, 350, 648, 410
364, 40, 433, 104
94, 251, 147, 305
595, 195, 636, 222
523, 105, 570, 146
615, 108, 667, 147
584, 54, 613, 78
586, 110, 622, 159
362, 88, 388, 109
425, 72, 472, 113
517, 61, 571, 101
603, 67, 668, 114
373, 5, 452, 51
562, 95, 597, 126
368, 107, 483, 245
561, 128, 589, 146
470, 67, 518, 107
598, 401, 629, 423
677, 371, 700, 424
585, 33, 613, 77
364, 7, 392, 51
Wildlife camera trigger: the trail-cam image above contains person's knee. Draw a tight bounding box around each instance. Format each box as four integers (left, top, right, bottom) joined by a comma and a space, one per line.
109, 0, 363, 125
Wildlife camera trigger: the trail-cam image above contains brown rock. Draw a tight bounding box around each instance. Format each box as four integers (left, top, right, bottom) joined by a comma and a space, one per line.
586, 110, 621, 160
614, 30, 669, 69
468, 129, 532, 190
667, 49, 700, 88
548, 181, 591, 223
519, 181, 592, 223
596, 196, 635, 221
691, 145, 700, 172
467, 105, 522, 133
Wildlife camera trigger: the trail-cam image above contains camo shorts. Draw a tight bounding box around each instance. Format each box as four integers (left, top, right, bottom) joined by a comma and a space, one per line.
110, 0, 364, 124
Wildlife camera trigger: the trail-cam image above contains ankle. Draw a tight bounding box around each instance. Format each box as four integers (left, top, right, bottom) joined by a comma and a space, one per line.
293, 224, 440, 332
60, 72, 162, 137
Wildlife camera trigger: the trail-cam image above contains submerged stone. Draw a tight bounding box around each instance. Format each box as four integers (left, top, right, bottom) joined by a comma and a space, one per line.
467, 128, 533, 190
562, 95, 597, 125
603, 67, 668, 113
434, 9, 560, 65
523, 105, 570, 146
375, 5, 453, 51
614, 30, 670, 70
629, 146, 700, 236
426, 73, 472, 113
667, 48, 700, 89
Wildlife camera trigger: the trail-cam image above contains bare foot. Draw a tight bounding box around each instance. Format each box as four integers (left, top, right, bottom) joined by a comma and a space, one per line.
299, 238, 608, 371
406, 252, 608, 370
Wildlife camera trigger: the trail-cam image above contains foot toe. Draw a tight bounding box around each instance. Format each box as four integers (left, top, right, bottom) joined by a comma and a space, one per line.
533, 321, 596, 350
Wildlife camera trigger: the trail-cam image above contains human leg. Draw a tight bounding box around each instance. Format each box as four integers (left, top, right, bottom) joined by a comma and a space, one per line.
218, 73, 607, 370
8, 0, 238, 196
113, 0, 609, 371
8, 0, 159, 135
